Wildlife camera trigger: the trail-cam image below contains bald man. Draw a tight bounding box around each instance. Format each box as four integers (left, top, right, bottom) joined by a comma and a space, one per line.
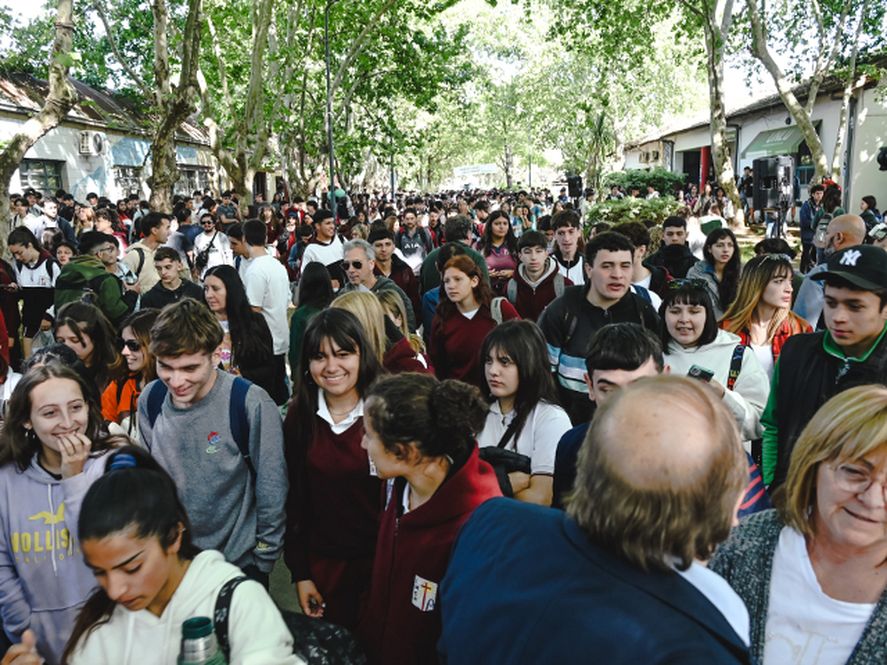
439, 376, 753, 665
794, 213, 867, 327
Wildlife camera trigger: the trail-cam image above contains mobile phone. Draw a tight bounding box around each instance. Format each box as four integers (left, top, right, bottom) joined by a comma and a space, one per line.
687, 365, 715, 382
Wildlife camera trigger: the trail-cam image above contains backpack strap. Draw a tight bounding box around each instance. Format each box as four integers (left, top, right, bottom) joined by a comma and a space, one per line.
506, 278, 517, 304
213, 576, 250, 661
633, 284, 652, 304
131, 247, 146, 276
491, 296, 504, 325
229, 376, 256, 481
727, 344, 745, 392
144, 381, 169, 449
553, 273, 565, 298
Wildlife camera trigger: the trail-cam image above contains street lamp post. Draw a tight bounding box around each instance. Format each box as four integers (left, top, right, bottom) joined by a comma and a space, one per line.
324, 0, 337, 218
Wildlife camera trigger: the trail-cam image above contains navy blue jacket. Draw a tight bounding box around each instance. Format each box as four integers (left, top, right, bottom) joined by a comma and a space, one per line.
439, 499, 752, 665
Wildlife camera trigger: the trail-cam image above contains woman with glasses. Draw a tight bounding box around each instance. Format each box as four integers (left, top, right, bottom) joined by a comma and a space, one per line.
721, 254, 812, 380
711, 385, 887, 664
660, 280, 769, 441
686, 228, 742, 319
101, 309, 160, 437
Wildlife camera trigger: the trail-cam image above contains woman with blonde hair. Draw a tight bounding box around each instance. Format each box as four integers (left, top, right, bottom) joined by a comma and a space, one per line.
711, 385, 887, 664
332, 291, 429, 374
721, 254, 812, 379
375, 288, 426, 356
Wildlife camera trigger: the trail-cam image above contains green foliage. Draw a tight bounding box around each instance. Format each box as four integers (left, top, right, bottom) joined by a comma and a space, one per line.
603, 168, 686, 197
584, 196, 682, 227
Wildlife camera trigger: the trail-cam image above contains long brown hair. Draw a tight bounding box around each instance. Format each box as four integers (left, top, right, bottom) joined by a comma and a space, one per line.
54, 302, 125, 390
0, 363, 123, 471
120, 309, 161, 384
436, 255, 492, 320
721, 254, 808, 337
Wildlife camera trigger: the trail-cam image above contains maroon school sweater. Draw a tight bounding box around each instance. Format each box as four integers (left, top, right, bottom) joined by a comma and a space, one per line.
283, 411, 382, 580
507, 266, 573, 322
358, 446, 502, 665
429, 301, 520, 388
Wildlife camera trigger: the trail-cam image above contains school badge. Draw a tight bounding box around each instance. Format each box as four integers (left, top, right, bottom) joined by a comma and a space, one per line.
411, 575, 438, 612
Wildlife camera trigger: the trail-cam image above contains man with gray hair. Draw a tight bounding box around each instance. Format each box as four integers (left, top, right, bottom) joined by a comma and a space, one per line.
341, 239, 417, 331
439, 375, 752, 664
793, 213, 867, 327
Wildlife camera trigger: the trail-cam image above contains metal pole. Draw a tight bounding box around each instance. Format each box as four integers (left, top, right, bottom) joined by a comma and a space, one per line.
325, 0, 336, 219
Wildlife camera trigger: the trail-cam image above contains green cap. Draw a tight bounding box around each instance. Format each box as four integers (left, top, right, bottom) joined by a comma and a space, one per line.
181, 617, 213, 639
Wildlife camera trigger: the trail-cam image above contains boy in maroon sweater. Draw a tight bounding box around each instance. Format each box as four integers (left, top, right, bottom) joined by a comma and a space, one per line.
505, 230, 572, 321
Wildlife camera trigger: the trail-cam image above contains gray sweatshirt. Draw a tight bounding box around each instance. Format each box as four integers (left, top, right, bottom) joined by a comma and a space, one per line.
137, 370, 287, 573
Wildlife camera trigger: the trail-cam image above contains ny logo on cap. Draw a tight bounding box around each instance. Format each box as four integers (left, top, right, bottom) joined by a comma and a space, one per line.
840, 249, 862, 267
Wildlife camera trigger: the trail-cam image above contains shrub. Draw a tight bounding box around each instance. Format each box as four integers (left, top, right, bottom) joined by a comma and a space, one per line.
584, 196, 681, 228
603, 167, 686, 197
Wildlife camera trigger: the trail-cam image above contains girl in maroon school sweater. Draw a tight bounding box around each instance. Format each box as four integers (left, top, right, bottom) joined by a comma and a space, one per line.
283, 308, 385, 630
430, 254, 519, 388
357, 373, 502, 665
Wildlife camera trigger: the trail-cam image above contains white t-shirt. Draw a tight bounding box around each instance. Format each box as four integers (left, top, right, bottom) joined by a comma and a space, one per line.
764, 527, 876, 665
301, 236, 344, 269
750, 342, 775, 380
676, 561, 750, 646
477, 401, 571, 475
193, 230, 233, 278
244, 254, 291, 356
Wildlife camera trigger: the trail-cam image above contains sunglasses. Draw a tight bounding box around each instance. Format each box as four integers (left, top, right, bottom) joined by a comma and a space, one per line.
117, 338, 141, 352
342, 260, 363, 270
668, 278, 708, 290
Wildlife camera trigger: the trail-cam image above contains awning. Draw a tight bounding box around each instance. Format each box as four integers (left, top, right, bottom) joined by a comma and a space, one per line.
741, 126, 807, 159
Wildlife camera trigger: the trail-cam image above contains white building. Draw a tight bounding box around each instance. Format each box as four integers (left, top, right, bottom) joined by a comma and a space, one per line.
623, 75, 886, 208
0, 73, 282, 202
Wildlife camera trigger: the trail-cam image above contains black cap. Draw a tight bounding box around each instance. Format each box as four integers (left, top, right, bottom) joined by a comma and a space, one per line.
810, 245, 887, 291
311, 209, 334, 224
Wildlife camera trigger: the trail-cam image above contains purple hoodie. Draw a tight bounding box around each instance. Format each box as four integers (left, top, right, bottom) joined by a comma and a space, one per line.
0, 453, 108, 664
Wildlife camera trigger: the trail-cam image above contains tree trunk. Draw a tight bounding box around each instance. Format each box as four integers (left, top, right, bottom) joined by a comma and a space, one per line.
703, 16, 742, 224
0, 0, 77, 251
146, 0, 203, 212
831, 0, 868, 182
746, 0, 829, 181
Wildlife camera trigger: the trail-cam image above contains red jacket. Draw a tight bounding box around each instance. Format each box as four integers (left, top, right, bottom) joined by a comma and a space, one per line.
721, 314, 812, 362
430, 301, 520, 388
506, 261, 572, 322
358, 446, 501, 665
376, 254, 421, 318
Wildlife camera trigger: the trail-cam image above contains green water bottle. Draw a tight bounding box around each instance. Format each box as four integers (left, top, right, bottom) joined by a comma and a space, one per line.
178, 617, 227, 665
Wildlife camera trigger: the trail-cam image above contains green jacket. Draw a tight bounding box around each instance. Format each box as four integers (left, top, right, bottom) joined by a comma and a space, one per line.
54, 255, 133, 327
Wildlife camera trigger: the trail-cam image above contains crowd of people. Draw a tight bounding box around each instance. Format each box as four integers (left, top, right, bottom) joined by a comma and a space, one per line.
0, 180, 885, 664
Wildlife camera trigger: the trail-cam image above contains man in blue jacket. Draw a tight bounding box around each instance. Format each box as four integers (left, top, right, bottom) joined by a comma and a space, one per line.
439, 376, 753, 665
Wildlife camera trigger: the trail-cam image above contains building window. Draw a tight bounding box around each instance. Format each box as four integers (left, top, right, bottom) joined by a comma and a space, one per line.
114, 166, 142, 197
19, 159, 64, 196
176, 166, 212, 196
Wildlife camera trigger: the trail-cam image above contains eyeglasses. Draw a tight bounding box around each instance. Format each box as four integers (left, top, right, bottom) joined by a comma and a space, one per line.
832, 462, 887, 502
117, 338, 141, 353
668, 278, 707, 290
202, 219, 216, 225
342, 260, 363, 270
96, 245, 116, 254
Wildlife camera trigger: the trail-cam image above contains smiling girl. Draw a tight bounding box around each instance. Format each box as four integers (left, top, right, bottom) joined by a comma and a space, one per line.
283, 309, 384, 629
660, 280, 769, 441
0, 363, 123, 664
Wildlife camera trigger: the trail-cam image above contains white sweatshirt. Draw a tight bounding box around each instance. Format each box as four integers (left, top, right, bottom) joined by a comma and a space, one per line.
664, 329, 770, 441
69, 550, 302, 665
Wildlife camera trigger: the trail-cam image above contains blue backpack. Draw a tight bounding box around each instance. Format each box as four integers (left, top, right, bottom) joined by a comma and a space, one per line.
144, 376, 256, 480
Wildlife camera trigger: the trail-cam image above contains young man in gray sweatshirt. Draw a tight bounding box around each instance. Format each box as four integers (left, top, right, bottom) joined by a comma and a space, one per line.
137, 298, 287, 587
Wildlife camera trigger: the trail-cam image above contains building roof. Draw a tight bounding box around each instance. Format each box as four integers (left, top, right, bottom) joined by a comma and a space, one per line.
0, 72, 209, 144
626, 61, 884, 149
